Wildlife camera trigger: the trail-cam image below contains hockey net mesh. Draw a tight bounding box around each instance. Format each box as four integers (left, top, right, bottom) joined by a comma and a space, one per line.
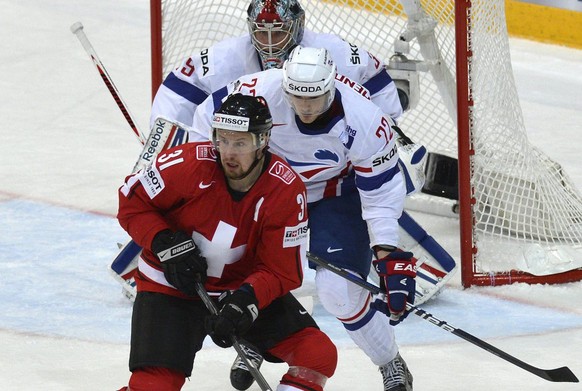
154, 0, 582, 283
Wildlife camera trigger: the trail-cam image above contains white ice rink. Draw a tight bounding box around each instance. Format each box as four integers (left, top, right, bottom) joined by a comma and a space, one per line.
1, 0, 582, 390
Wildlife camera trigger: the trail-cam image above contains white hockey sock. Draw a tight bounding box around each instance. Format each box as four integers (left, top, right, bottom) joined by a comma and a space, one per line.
342, 305, 398, 366
315, 268, 398, 366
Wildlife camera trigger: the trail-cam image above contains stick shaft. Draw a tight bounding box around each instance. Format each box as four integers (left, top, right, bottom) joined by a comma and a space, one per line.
307, 251, 578, 383
70, 22, 147, 145
194, 283, 273, 391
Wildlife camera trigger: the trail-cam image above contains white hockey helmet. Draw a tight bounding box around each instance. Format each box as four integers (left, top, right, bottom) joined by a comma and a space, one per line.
282, 46, 337, 116
247, 0, 305, 69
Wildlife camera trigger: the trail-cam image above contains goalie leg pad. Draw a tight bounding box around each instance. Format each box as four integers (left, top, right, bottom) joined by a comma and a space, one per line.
397, 211, 458, 304
109, 240, 141, 301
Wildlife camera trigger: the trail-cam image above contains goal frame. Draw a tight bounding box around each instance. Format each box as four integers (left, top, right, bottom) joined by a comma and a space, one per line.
455, 0, 582, 287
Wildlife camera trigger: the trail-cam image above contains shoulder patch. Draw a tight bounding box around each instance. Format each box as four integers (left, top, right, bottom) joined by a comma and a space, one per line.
139, 164, 165, 199
269, 161, 296, 184
283, 221, 309, 248
196, 144, 217, 161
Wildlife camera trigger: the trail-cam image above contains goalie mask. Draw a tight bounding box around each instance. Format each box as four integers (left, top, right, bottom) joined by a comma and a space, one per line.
247, 0, 305, 69
282, 46, 337, 122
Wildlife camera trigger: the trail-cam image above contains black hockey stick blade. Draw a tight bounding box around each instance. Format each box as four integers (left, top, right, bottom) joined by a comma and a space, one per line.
307, 252, 579, 383
417, 309, 579, 383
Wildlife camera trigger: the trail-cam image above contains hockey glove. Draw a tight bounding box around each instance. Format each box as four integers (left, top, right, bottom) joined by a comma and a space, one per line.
205, 285, 259, 348
373, 251, 416, 326
152, 230, 207, 296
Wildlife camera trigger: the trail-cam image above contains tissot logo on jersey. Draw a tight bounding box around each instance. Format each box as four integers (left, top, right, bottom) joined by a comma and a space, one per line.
139, 165, 165, 199
283, 221, 309, 248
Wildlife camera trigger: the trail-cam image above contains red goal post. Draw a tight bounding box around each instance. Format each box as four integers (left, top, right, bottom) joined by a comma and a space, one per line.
150, 0, 582, 287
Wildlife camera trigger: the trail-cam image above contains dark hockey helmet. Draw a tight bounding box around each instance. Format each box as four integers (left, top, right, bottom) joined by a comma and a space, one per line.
247, 0, 305, 69
212, 93, 273, 151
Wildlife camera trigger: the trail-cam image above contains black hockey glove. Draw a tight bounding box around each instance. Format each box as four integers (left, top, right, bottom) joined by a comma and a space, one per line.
205, 285, 259, 348
372, 251, 416, 326
152, 230, 207, 296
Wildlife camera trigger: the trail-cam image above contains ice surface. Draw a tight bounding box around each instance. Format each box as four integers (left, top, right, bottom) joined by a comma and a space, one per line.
1, 0, 581, 389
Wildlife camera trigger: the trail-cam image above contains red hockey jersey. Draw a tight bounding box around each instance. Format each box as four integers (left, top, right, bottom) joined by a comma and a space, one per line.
118, 142, 308, 308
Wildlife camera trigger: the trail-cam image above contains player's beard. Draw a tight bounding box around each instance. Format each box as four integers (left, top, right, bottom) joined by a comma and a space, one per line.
221, 150, 264, 185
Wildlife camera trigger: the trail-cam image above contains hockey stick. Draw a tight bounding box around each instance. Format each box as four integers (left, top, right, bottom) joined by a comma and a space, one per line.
70, 21, 147, 146
306, 251, 579, 383
71, 22, 185, 174
193, 282, 273, 391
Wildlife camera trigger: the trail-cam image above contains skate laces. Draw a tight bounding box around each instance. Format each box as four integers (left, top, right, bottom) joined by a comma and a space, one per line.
379, 353, 411, 390
231, 344, 263, 371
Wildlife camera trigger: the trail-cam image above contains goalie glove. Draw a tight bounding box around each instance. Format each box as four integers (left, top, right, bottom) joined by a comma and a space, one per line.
205, 285, 259, 348
152, 230, 207, 296
373, 251, 416, 325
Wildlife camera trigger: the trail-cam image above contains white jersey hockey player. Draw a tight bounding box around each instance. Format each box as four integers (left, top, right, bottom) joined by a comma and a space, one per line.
149, 0, 402, 135
191, 46, 415, 391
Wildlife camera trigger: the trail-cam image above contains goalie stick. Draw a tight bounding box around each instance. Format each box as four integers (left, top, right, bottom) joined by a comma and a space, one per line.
194, 282, 273, 391
306, 251, 579, 384
71, 22, 185, 173
70, 22, 147, 146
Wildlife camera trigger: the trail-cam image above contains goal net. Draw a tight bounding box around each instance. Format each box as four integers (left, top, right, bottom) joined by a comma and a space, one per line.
150, 0, 582, 287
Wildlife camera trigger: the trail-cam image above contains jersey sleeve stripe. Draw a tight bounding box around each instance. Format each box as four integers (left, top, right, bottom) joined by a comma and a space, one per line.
353, 165, 373, 173
211, 86, 229, 112
163, 72, 209, 105
355, 165, 400, 191
362, 69, 393, 96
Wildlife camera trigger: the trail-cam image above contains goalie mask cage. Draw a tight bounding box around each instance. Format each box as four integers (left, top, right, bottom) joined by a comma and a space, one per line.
150, 0, 582, 287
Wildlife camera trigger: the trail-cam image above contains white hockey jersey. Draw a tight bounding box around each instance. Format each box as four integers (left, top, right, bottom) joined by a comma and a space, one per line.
191, 69, 406, 248
150, 29, 402, 130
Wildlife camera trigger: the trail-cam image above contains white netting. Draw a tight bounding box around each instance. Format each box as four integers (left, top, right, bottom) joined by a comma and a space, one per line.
155, 0, 582, 280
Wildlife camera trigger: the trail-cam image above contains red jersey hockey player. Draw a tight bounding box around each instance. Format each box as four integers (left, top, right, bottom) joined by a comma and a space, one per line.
116, 93, 337, 391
